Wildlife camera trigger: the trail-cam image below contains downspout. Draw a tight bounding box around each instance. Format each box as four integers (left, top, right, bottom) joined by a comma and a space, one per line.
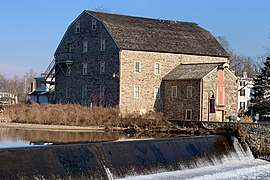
118, 50, 122, 111
200, 79, 203, 121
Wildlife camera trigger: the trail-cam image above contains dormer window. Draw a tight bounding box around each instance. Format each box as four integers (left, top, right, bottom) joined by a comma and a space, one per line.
92, 19, 96, 30
75, 22, 81, 33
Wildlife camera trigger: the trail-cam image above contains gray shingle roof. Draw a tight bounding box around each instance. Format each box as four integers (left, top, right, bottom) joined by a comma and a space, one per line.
87, 10, 229, 57
163, 63, 221, 80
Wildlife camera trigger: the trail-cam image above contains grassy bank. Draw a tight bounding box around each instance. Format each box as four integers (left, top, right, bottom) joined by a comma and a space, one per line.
1, 103, 169, 129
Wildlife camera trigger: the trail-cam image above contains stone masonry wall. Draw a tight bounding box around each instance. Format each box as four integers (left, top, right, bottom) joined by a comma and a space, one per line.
202, 67, 238, 121
55, 12, 120, 106
163, 80, 201, 120
120, 50, 227, 115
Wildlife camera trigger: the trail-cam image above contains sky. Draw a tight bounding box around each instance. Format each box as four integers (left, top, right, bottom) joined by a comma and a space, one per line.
0, 0, 269, 77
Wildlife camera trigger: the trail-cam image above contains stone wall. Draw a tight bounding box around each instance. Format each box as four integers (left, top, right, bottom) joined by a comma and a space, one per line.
202, 67, 238, 121
163, 80, 201, 120
173, 120, 270, 161
120, 50, 227, 115
54, 12, 120, 106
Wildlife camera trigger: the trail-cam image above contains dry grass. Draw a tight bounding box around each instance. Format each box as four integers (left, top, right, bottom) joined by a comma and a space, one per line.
2, 103, 169, 128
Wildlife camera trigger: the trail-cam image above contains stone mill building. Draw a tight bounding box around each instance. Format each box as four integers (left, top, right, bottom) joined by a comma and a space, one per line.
44, 10, 238, 121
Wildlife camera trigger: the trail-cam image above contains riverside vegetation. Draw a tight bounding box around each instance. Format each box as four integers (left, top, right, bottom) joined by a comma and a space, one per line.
0, 103, 170, 132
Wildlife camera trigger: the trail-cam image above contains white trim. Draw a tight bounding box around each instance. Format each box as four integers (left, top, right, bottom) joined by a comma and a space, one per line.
54, 11, 121, 56
91, 18, 97, 30
82, 62, 88, 75
83, 41, 88, 53
100, 39, 106, 51
134, 61, 141, 73
171, 86, 177, 98
99, 62, 106, 74
154, 86, 160, 99
134, 85, 140, 98
154, 62, 161, 75
187, 86, 192, 98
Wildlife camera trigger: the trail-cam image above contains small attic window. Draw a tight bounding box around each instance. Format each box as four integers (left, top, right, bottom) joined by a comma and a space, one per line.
75, 22, 81, 33
92, 19, 96, 30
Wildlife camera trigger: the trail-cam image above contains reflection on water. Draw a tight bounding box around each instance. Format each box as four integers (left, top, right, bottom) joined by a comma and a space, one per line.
0, 127, 129, 148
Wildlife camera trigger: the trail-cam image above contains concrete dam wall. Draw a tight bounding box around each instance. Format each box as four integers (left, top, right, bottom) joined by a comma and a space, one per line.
0, 135, 250, 179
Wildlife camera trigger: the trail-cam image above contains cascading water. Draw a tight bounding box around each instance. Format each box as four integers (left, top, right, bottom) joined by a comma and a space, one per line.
117, 136, 270, 180
1, 135, 269, 179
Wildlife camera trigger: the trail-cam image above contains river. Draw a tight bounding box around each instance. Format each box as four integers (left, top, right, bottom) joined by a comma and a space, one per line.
1, 127, 270, 179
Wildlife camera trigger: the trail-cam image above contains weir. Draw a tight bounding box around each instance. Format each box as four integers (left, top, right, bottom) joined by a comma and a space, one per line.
0, 135, 253, 179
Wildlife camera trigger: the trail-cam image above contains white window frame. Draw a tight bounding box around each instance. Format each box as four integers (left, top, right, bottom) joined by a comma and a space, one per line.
240, 102, 245, 110
99, 62, 105, 74
171, 86, 177, 98
154, 87, 160, 99
82, 85, 88, 99
92, 19, 97, 30
187, 86, 192, 98
186, 109, 192, 120
75, 22, 81, 33
83, 41, 88, 53
240, 89, 245, 96
100, 85, 105, 98
82, 62, 88, 75
134, 85, 140, 98
154, 62, 161, 75
134, 61, 141, 73
100, 39, 105, 51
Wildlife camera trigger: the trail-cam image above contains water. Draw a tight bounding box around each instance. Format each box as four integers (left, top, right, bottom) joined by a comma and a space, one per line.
0, 127, 129, 148
118, 138, 270, 180
119, 159, 270, 179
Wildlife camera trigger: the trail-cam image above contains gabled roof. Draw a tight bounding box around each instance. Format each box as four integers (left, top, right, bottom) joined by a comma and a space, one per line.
86, 10, 229, 57
163, 63, 221, 80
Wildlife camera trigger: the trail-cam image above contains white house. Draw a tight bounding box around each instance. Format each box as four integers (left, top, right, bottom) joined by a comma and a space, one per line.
28, 77, 54, 103
238, 72, 254, 112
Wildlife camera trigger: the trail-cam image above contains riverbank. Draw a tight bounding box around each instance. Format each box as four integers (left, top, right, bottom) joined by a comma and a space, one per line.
0, 122, 105, 132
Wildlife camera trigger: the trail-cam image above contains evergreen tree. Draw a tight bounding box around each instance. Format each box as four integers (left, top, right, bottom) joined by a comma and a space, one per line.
251, 57, 270, 114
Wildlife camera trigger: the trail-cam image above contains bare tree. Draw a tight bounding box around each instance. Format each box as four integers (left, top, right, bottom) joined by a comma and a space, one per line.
216, 36, 257, 77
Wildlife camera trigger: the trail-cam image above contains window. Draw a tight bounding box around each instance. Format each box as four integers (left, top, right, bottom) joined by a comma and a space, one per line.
100, 39, 105, 51
66, 67, 71, 76
134, 86, 140, 98
82, 62, 88, 75
83, 41, 88, 53
154, 63, 161, 75
240, 81, 246, 87
240, 102, 245, 110
67, 43, 72, 52
186, 109, 192, 120
99, 62, 105, 74
75, 22, 81, 33
36, 81, 41, 88
100, 85, 105, 98
154, 87, 160, 99
66, 86, 70, 98
171, 86, 177, 98
134, 62, 141, 73
187, 86, 192, 98
92, 19, 96, 30
82, 85, 87, 99
240, 89, 245, 96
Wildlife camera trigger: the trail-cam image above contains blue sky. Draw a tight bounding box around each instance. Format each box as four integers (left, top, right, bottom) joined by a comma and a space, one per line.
0, 0, 269, 77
